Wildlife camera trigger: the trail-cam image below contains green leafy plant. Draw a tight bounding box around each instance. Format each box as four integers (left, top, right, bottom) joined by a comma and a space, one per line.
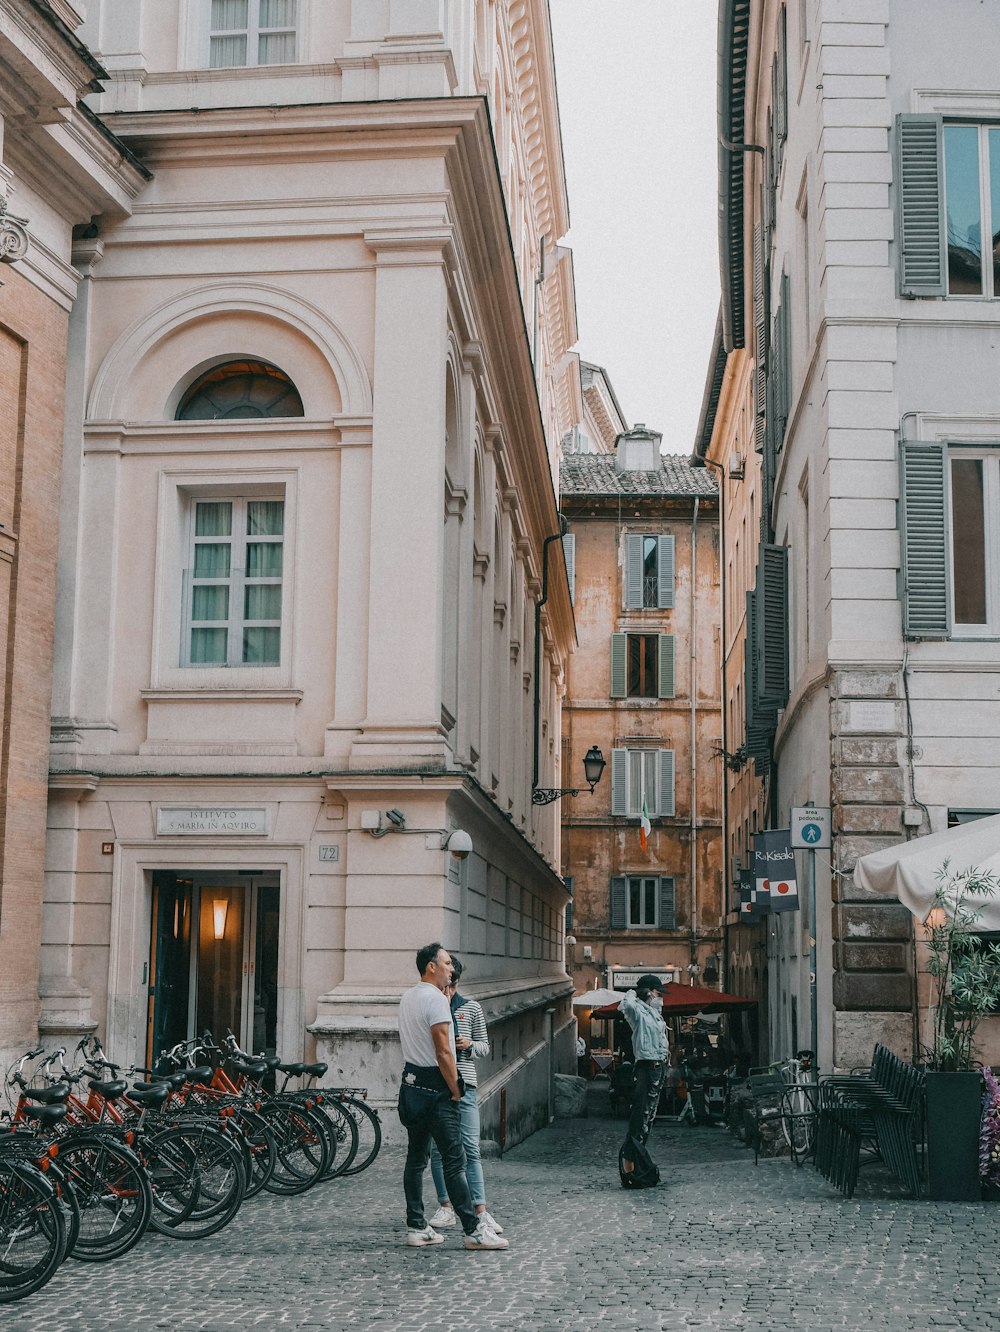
925, 861, 1000, 1072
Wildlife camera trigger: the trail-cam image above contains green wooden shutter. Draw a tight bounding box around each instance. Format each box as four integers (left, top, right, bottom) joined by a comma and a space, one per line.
745, 589, 775, 773
900, 441, 949, 637
625, 533, 644, 609
754, 543, 789, 709
610, 876, 627, 930
562, 533, 575, 607
610, 632, 627, 697
657, 748, 675, 818
610, 748, 628, 815
564, 875, 574, 932
753, 215, 768, 455
656, 535, 675, 608
764, 107, 776, 241
658, 877, 676, 931
775, 271, 791, 449
774, 6, 788, 166
895, 113, 945, 297
657, 634, 675, 699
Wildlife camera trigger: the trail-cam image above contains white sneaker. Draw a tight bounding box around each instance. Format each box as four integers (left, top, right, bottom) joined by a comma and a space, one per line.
406, 1225, 445, 1246
482, 1210, 504, 1234
428, 1206, 457, 1228
464, 1219, 509, 1250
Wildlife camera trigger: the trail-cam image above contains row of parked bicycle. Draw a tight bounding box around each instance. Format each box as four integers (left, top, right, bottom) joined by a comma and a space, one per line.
0, 1031, 381, 1303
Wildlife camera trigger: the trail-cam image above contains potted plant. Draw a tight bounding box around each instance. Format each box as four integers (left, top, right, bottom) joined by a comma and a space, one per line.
922, 861, 1000, 1200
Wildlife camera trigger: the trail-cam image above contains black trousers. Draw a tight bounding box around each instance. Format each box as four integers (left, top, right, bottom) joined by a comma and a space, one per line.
401, 1065, 477, 1235
625, 1059, 666, 1156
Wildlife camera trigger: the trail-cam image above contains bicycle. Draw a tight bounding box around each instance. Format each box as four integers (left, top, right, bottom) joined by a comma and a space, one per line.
779, 1049, 819, 1166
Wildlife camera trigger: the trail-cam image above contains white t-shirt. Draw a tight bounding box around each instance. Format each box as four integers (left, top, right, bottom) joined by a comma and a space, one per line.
398, 981, 455, 1067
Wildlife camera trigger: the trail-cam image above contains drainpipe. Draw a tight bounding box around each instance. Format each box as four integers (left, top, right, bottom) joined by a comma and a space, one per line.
699, 456, 728, 988
533, 517, 568, 793
689, 496, 700, 966
545, 1006, 555, 1123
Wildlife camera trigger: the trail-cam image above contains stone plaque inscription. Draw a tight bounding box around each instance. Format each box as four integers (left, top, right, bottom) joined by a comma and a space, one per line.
156, 806, 269, 836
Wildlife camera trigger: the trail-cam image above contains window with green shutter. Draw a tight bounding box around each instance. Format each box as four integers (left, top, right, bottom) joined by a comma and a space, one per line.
610, 633, 675, 698
610, 747, 676, 817
625, 533, 675, 609
899, 441, 1000, 639
611, 876, 676, 930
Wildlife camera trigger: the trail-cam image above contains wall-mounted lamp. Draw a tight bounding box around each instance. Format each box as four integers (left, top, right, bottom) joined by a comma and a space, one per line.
212, 898, 229, 942
532, 745, 606, 806
362, 810, 473, 860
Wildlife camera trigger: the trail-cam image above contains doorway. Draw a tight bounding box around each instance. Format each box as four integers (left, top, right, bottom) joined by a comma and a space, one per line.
147, 870, 280, 1069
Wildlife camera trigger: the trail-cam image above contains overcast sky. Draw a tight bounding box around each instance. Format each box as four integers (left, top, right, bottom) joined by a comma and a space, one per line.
548, 0, 720, 455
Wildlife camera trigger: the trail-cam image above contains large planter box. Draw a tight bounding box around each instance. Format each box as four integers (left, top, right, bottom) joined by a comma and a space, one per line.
925, 1070, 983, 1202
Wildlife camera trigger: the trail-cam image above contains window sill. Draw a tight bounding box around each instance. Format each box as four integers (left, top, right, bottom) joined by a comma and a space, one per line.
140, 688, 303, 702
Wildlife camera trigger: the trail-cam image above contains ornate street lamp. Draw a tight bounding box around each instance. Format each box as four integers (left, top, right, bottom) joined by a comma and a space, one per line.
532, 745, 606, 806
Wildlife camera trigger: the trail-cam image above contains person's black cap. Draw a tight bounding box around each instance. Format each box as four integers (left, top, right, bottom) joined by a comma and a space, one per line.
636, 973, 664, 994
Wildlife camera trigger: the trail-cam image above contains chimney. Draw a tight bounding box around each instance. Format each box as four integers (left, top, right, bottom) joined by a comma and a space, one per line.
614, 423, 662, 473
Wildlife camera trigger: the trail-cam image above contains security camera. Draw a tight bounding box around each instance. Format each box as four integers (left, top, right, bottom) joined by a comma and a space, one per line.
446, 829, 473, 860
385, 809, 406, 828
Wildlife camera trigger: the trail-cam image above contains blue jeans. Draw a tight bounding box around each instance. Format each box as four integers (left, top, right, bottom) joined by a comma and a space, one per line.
403, 1080, 478, 1235
430, 1085, 485, 1207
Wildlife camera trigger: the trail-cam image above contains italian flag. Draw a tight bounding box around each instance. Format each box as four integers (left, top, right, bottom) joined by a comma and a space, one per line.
639, 797, 651, 851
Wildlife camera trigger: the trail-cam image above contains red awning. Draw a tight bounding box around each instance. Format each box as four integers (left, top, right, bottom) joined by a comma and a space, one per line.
591, 982, 756, 1019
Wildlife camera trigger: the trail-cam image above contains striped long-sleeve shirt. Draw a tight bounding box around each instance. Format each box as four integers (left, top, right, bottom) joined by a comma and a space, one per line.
451, 991, 489, 1087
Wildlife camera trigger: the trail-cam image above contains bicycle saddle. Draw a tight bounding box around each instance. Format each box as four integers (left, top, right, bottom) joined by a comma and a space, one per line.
274, 1061, 306, 1076
20, 1103, 68, 1127
302, 1062, 328, 1078
188, 1065, 215, 1085
130, 1081, 171, 1106
152, 1070, 188, 1090
87, 1078, 127, 1099
22, 1083, 70, 1105
229, 1057, 267, 1078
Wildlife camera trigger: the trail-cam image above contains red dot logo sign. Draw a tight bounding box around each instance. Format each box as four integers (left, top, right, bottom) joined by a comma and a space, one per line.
775, 881, 791, 895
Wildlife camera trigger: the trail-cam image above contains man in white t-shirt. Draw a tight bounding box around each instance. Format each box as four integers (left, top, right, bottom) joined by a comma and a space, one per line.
398, 941, 508, 1249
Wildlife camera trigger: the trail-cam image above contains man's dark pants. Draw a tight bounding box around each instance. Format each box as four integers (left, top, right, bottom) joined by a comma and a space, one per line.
402, 1065, 478, 1234
625, 1058, 666, 1158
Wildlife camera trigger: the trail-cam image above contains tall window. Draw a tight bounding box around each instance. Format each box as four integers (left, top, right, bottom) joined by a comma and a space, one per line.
209, 0, 297, 69
610, 632, 675, 699
625, 533, 675, 610
610, 747, 676, 818
943, 124, 1000, 296
186, 498, 284, 666
610, 875, 676, 930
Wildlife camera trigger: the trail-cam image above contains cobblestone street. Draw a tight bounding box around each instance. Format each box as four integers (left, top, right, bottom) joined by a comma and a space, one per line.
7, 1087, 997, 1332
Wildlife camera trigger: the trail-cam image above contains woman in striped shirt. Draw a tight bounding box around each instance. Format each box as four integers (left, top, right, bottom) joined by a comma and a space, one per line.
428, 956, 503, 1236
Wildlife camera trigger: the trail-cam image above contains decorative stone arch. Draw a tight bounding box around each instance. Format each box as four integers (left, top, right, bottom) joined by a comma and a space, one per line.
87, 281, 372, 422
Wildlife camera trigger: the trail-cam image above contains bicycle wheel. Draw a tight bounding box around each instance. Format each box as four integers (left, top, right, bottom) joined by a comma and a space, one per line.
782, 1083, 817, 1166
57, 1135, 152, 1263
260, 1101, 331, 1195
314, 1096, 359, 1181
234, 1108, 277, 1198
141, 1128, 201, 1233
332, 1096, 381, 1177
150, 1122, 246, 1240
0, 1159, 66, 1304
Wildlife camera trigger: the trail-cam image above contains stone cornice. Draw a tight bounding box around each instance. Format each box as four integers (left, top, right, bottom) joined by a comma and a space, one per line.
507, 0, 569, 245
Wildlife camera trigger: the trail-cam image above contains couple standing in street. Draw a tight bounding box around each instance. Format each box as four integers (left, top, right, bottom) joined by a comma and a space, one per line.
397, 942, 507, 1249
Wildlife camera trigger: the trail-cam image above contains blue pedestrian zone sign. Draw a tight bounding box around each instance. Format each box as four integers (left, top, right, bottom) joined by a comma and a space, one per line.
791, 806, 831, 849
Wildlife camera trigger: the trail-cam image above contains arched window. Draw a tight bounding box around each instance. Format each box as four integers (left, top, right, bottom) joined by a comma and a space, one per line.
176, 360, 304, 420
